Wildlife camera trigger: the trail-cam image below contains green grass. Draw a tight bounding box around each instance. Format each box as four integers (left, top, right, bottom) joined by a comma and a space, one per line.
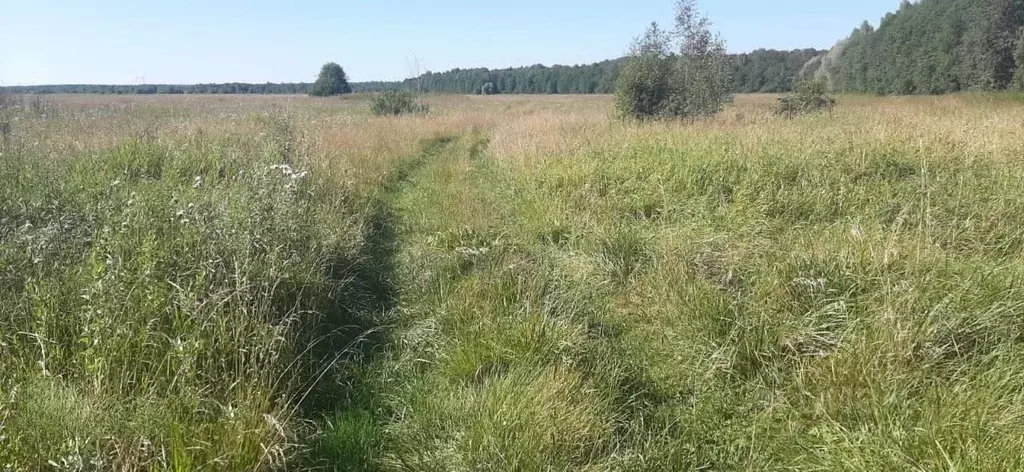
346, 99, 1024, 470
0, 104, 382, 468
3, 93, 1024, 470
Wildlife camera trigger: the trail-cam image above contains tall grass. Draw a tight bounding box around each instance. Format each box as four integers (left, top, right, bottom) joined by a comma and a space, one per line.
358, 93, 1024, 470
0, 97, 402, 469
4, 93, 1024, 470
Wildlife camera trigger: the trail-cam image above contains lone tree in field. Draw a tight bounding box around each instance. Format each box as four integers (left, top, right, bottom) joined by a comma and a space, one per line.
616, 0, 732, 120
311, 62, 352, 97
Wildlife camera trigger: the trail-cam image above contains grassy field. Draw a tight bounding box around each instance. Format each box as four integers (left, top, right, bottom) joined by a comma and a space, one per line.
2, 92, 1024, 470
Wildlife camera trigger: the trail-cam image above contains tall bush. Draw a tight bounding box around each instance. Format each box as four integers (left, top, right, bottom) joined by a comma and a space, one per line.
615, 23, 674, 120
370, 90, 428, 116
615, 0, 732, 120
775, 79, 836, 117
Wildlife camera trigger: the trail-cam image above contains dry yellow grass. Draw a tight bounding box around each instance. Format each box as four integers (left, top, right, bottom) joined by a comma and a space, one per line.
488, 94, 1024, 169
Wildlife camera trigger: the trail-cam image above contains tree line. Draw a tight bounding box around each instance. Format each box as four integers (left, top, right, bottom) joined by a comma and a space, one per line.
393, 0, 1024, 96
401, 61, 622, 94
14, 0, 1022, 98
402, 49, 824, 95
730, 48, 824, 93
819, 0, 1024, 93
3, 49, 823, 96
0, 82, 393, 95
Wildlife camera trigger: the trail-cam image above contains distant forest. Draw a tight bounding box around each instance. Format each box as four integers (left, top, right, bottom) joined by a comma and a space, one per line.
2, 49, 824, 96
0, 82, 394, 95
400, 49, 824, 94
818, 0, 1024, 93
8, 0, 1024, 97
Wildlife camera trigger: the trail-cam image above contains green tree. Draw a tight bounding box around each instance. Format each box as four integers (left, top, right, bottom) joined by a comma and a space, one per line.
666, 0, 733, 119
615, 22, 673, 119
830, 0, 1024, 94
615, 0, 732, 120
311, 62, 352, 97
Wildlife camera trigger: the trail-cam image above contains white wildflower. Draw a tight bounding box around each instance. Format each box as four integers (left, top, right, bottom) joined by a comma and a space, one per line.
793, 277, 828, 293
269, 163, 311, 192
455, 246, 490, 257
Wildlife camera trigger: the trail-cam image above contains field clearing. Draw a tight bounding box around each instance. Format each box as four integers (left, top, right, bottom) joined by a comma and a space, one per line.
3, 92, 1024, 470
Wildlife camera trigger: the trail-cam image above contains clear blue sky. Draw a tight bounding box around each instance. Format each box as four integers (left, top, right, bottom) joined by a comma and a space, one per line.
0, 0, 900, 85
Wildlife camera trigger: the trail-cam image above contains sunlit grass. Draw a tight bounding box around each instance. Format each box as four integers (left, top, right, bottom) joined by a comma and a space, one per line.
3, 92, 1024, 470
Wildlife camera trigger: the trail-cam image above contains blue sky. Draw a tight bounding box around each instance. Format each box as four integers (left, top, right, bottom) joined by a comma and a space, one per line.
0, 0, 900, 85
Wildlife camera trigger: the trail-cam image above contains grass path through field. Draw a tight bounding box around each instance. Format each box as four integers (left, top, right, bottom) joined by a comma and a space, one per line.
337, 126, 727, 470
319, 96, 1024, 471
330, 126, 843, 471
321, 129, 638, 470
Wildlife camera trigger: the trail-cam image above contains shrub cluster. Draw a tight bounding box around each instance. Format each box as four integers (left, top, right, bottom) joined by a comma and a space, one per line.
370, 90, 429, 116
776, 79, 836, 117
615, 1, 732, 121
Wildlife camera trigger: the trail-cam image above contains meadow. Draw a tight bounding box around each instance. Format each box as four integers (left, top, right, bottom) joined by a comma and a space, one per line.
2, 92, 1024, 470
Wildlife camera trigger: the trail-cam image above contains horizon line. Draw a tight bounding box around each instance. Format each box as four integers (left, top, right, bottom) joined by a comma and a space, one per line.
1, 46, 829, 88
